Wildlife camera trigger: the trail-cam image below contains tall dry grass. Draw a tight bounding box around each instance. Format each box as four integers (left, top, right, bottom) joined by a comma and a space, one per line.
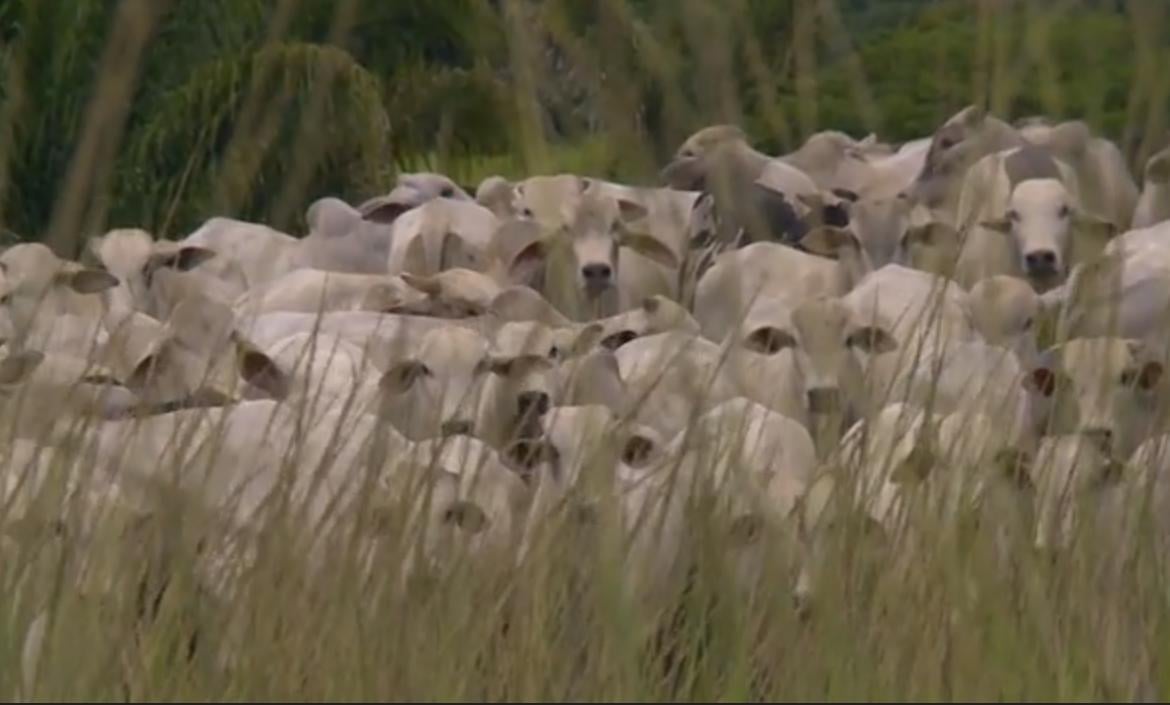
1, 0, 1170, 700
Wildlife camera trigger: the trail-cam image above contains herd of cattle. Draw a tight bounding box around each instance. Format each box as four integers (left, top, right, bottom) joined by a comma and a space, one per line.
5, 104, 1170, 634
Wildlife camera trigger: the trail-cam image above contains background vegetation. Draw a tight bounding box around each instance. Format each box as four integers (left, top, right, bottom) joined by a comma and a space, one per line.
0, 0, 1167, 252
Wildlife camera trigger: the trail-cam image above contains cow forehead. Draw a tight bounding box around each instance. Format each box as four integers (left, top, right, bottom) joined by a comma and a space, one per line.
1011, 178, 1068, 209
418, 328, 490, 368
492, 321, 556, 358
792, 299, 851, 337
542, 405, 616, 448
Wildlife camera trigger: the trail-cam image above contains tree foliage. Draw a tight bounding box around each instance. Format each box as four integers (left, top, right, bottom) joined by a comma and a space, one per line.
0, 0, 1166, 247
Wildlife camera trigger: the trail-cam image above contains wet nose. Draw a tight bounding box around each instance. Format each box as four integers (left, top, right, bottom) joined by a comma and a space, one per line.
441, 419, 473, 437
581, 263, 613, 287
517, 390, 551, 418
1024, 249, 1057, 273
806, 387, 842, 414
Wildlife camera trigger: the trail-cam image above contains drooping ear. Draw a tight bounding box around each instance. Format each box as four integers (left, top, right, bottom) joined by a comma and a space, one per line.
844, 325, 897, 354
439, 230, 478, 271
618, 232, 678, 269
402, 272, 443, 298
507, 240, 549, 284
379, 359, 431, 396
1122, 350, 1164, 390
489, 286, 570, 328
127, 343, 173, 391
400, 233, 431, 276
1024, 366, 1058, 397
1072, 212, 1120, 256
798, 226, 860, 258
977, 217, 1013, 235
744, 326, 798, 355
616, 198, 649, 226
0, 349, 44, 384
148, 246, 216, 273
359, 197, 413, 225
58, 268, 119, 294
237, 343, 290, 400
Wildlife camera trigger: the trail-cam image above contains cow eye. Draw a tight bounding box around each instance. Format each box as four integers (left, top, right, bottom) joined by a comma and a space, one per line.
548, 345, 562, 360
1022, 316, 1034, 330
440, 186, 454, 198
939, 137, 957, 150
1008, 210, 1020, 222
1057, 204, 1070, 219
521, 207, 535, 218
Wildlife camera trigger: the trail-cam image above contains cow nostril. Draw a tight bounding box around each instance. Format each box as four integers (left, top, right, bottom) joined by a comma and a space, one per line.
581, 263, 613, 284
516, 391, 551, 418
1025, 250, 1058, 270
441, 419, 473, 437
806, 388, 841, 414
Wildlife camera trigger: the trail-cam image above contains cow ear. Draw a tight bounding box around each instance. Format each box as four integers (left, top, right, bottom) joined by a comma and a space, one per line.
359, 197, 413, 225
962, 104, 986, 126
845, 325, 897, 354
402, 272, 443, 298
128, 344, 173, 390
508, 240, 549, 284
0, 349, 43, 384
173, 246, 217, 271
798, 226, 860, 258
1131, 360, 1165, 390
59, 268, 118, 294
619, 232, 678, 269
978, 218, 1013, 235
1024, 366, 1058, 397
237, 343, 289, 400
616, 198, 648, 226
1072, 212, 1120, 252
400, 233, 431, 276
